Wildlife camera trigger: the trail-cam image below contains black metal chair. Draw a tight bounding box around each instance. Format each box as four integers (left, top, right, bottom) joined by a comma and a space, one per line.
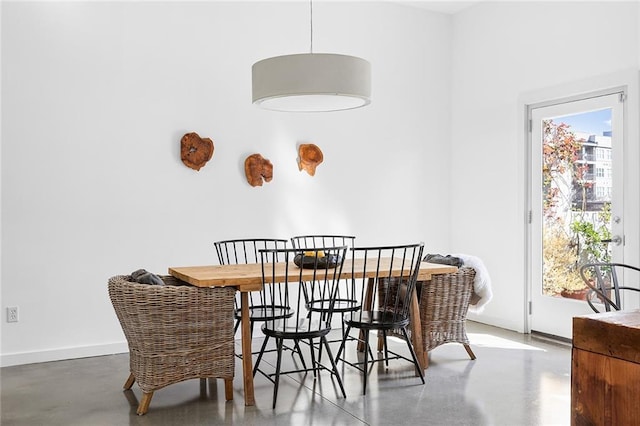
335, 243, 426, 395
290, 235, 359, 342
253, 246, 348, 408
215, 238, 306, 369
579, 262, 640, 313
214, 238, 290, 335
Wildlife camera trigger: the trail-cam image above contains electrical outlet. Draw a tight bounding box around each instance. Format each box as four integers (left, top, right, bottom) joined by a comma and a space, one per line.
7, 307, 18, 323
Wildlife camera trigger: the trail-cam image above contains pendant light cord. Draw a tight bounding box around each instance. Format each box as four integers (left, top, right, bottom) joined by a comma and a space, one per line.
309, 0, 314, 54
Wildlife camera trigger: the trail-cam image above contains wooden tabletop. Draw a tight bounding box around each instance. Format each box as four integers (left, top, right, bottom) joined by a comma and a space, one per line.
168, 258, 457, 290
573, 309, 640, 363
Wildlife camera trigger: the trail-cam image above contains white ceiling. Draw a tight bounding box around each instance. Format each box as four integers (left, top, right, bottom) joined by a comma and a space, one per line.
246, 1, 480, 16
398, 1, 480, 14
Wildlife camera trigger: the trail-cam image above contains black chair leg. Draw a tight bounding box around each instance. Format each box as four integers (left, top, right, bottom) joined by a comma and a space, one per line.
273, 338, 284, 409
321, 336, 346, 398
362, 329, 370, 395
253, 335, 270, 377
401, 328, 425, 384
367, 339, 375, 361
383, 330, 389, 367
293, 340, 307, 369
335, 324, 352, 364
318, 336, 324, 364
309, 338, 317, 378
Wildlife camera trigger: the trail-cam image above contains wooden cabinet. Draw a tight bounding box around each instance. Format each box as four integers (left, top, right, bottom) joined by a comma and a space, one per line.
572, 310, 640, 426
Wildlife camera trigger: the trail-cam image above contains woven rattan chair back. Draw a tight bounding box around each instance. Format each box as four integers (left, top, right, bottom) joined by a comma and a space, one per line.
579, 262, 640, 312
252, 246, 348, 408
108, 275, 235, 415
419, 267, 477, 366
334, 243, 425, 395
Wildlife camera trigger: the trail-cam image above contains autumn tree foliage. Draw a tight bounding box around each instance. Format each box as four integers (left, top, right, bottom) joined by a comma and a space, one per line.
542, 119, 582, 218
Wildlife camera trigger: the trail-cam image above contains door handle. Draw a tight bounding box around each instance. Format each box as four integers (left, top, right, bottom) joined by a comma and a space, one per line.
602, 235, 623, 246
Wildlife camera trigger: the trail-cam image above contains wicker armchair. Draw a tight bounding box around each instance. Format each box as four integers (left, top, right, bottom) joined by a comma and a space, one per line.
108, 275, 235, 415
419, 267, 477, 368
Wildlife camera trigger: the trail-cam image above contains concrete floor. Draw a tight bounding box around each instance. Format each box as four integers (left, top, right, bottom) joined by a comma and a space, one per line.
1, 321, 571, 425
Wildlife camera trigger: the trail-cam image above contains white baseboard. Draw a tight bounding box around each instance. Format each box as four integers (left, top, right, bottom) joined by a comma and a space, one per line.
1, 342, 129, 367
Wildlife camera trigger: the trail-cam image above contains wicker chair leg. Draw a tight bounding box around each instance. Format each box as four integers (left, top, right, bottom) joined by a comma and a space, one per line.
123, 373, 135, 390
137, 392, 154, 416
199, 378, 208, 397
463, 344, 476, 360
224, 378, 233, 401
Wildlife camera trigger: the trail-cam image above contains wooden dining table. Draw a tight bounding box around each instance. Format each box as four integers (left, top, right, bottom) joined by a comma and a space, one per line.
169, 258, 457, 406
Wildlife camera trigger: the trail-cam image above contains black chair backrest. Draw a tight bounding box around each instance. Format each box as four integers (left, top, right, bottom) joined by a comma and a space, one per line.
291, 235, 357, 311
215, 238, 288, 265
290, 235, 356, 251
214, 238, 289, 312
348, 243, 424, 326
579, 262, 640, 312
259, 246, 348, 333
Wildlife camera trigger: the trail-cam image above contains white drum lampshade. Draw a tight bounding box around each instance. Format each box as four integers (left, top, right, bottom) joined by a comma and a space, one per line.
252, 53, 371, 112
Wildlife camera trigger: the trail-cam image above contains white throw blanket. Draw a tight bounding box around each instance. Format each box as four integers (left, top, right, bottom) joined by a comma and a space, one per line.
451, 253, 493, 313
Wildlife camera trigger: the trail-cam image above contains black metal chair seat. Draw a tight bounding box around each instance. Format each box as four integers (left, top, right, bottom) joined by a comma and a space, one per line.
344, 310, 410, 331
234, 305, 293, 323
261, 319, 331, 340
306, 298, 360, 314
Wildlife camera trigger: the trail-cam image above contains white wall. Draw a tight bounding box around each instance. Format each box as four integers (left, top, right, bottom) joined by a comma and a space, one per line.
0, 2, 452, 366
451, 1, 640, 331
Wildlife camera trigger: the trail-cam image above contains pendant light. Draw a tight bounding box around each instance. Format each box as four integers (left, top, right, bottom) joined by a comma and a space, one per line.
252, 1, 371, 112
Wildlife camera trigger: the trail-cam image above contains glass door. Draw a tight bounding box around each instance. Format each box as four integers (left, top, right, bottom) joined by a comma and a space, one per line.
529, 92, 626, 339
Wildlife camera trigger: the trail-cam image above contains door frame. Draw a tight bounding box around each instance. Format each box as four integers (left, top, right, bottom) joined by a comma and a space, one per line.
520, 70, 640, 335
530, 93, 623, 339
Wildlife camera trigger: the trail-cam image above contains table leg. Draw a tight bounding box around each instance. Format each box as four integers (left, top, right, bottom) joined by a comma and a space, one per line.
409, 286, 426, 371
240, 292, 255, 406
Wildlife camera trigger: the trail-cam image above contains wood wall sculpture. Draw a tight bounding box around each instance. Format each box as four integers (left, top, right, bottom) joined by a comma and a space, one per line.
244, 153, 273, 187
298, 143, 323, 176
181, 132, 214, 171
